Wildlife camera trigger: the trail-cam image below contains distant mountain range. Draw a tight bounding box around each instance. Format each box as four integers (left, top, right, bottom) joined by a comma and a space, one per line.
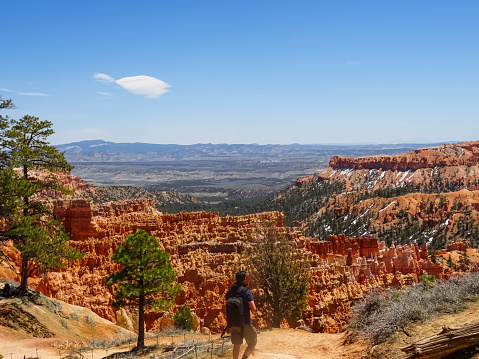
56, 139, 445, 162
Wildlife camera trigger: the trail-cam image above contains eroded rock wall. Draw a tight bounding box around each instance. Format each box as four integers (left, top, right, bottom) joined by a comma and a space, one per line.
329, 141, 479, 171
311, 142, 479, 192
36, 199, 285, 331
3, 198, 469, 334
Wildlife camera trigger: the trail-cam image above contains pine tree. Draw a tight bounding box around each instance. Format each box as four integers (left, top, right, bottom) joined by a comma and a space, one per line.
447, 254, 455, 269
0, 114, 83, 293
105, 229, 180, 349
0, 96, 15, 166
244, 221, 310, 327
174, 305, 194, 331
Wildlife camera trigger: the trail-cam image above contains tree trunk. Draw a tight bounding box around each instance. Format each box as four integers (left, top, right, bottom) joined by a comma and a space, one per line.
400, 322, 479, 358
20, 165, 30, 294
20, 257, 29, 294
137, 294, 145, 349
272, 298, 281, 328
22, 165, 29, 217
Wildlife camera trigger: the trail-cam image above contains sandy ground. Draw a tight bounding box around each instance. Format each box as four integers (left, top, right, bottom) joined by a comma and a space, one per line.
3, 295, 479, 359
0, 327, 366, 359
0, 295, 366, 359
237, 328, 365, 359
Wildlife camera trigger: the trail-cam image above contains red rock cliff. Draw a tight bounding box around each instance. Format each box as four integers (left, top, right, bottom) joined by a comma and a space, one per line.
329, 142, 479, 171
1, 198, 471, 334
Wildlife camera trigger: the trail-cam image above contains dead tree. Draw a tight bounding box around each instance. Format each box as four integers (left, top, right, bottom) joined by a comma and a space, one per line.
400, 322, 479, 358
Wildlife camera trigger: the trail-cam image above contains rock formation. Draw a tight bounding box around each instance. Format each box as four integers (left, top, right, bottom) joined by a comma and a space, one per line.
3, 141, 479, 334
281, 142, 479, 249
329, 141, 479, 171
311, 142, 479, 192
2, 197, 474, 334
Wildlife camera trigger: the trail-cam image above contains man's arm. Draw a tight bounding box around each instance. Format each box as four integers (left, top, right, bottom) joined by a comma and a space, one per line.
249, 300, 257, 312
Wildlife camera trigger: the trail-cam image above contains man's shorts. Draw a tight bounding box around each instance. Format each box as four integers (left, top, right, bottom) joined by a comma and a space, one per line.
231, 324, 257, 345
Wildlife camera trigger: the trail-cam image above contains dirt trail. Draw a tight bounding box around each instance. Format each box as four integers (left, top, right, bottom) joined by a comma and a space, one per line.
244, 328, 365, 359
4, 295, 479, 359
0, 325, 365, 359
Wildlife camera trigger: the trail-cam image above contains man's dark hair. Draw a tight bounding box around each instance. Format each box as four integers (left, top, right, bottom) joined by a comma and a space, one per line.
235, 270, 246, 285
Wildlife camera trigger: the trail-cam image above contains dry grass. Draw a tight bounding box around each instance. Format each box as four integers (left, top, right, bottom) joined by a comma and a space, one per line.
348, 272, 479, 345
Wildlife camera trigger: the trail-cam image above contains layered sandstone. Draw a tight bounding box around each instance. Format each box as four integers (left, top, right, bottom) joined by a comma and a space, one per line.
29, 170, 200, 209
5, 142, 479, 333
309, 142, 479, 192
34, 199, 285, 331
308, 189, 479, 243
2, 198, 474, 334
329, 141, 479, 171
284, 142, 479, 250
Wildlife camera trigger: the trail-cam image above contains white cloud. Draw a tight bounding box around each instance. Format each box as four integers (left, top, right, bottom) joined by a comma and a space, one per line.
0, 88, 13, 92
93, 73, 115, 83
19, 92, 47, 96
97, 91, 112, 96
94, 73, 170, 98
115, 75, 170, 98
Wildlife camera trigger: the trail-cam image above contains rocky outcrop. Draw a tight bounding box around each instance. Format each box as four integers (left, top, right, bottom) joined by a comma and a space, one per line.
278, 141, 479, 250
308, 142, 479, 193
32, 200, 285, 331
297, 233, 468, 332
329, 142, 479, 171
5, 142, 479, 334
2, 198, 474, 335
308, 188, 479, 243
30, 170, 200, 209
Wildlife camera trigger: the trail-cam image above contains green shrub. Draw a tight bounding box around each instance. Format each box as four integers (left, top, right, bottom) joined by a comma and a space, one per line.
349, 272, 479, 345
419, 274, 435, 291
85, 315, 96, 326
70, 312, 79, 321
60, 318, 70, 330
174, 306, 194, 331
54, 299, 63, 311
447, 254, 455, 268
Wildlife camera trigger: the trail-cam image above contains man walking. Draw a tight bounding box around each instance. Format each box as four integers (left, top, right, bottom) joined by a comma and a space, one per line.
225, 270, 257, 359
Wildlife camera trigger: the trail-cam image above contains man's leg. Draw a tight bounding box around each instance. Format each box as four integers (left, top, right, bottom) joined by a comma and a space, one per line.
242, 344, 255, 358
241, 324, 257, 359
233, 344, 241, 359
230, 327, 243, 359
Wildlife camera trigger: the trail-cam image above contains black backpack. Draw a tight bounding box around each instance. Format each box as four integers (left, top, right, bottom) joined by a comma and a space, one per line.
226, 286, 247, 327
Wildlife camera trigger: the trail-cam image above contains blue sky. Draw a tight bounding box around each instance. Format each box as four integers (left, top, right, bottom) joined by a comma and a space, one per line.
1, 1, 478, 145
